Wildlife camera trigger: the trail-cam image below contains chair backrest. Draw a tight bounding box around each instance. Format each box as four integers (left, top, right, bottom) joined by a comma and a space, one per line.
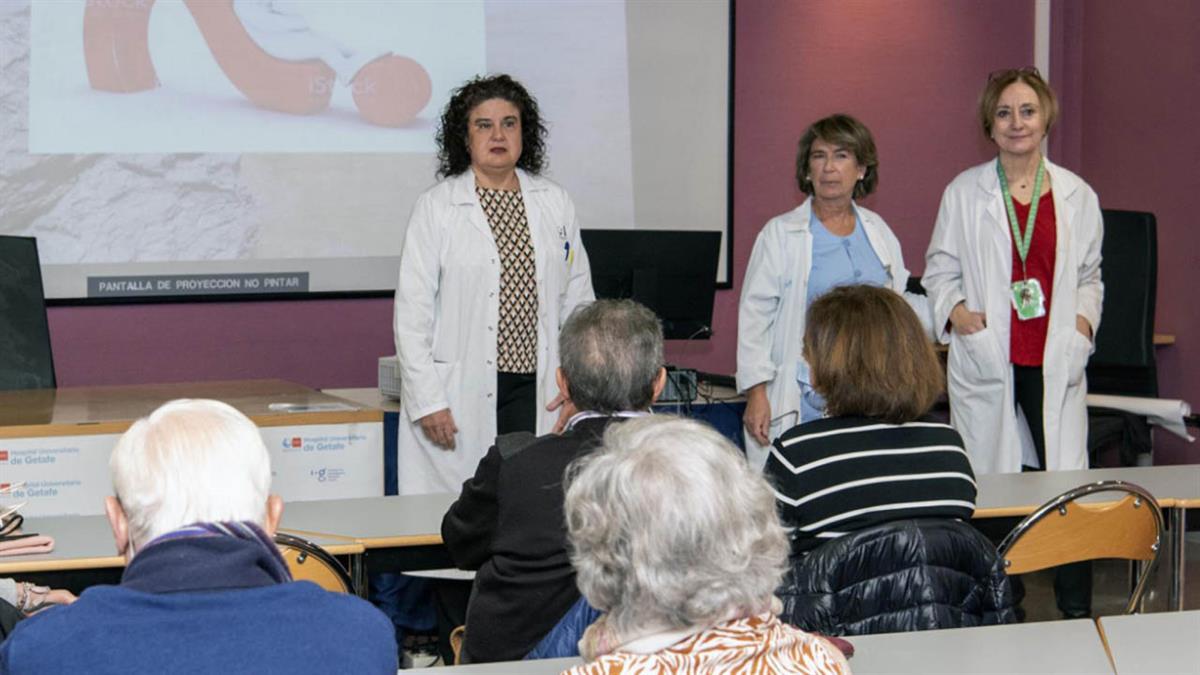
997, 480, 1164, 613
1087, 209, 1157, 396
0, 236, 56, 391
449, 625, 465, 665
274, 532, 355, 594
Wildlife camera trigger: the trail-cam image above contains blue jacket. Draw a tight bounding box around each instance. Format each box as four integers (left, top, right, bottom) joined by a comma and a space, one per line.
0, 532, 397, 674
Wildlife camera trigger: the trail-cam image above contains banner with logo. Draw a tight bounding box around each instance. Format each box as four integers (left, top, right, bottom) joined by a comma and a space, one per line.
0, 422, 383, 517
0, 435, 117, 516
260, 422, 383, 502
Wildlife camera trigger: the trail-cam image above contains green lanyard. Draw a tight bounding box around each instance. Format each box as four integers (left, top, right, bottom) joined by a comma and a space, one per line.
996, 157, 1045, 280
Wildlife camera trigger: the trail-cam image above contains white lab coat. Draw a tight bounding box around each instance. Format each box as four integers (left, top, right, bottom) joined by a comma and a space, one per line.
736, 199, 923, 470
923, 159, 1103, 475
393, 169, 594, 495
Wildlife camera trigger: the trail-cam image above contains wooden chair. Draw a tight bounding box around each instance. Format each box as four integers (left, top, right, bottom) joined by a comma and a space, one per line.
449, 625, 465, 665
997, 480, 1164, 614
274, 532, 356, 595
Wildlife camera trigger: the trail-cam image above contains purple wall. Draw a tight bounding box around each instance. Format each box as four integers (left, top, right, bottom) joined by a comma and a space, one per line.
669, 0, 1033, 375
1052, 1, 1200, 463
46, 1, 1197, 461
48, 298, 394, 390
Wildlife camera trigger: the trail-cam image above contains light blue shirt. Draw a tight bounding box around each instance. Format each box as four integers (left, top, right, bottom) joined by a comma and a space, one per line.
806, 211, 890, 304
798, 211, 889, 422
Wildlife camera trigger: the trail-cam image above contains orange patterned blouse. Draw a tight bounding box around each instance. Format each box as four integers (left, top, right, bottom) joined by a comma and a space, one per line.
559, 613, 849, 675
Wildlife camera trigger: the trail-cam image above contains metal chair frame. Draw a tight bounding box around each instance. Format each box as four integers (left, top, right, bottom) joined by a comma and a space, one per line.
997, 480, 1165, 614
274, 531, 357, 595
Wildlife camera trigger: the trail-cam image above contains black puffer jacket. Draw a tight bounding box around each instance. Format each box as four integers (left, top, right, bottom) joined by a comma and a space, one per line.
778, 518, 1017, 635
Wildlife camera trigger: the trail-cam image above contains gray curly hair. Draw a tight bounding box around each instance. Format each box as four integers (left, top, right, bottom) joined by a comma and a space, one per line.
564, 415, 789, 636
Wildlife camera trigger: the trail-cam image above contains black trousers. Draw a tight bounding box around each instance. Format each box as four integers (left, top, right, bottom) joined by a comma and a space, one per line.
496, 371, 538, 435
1013, 364, 1093, 618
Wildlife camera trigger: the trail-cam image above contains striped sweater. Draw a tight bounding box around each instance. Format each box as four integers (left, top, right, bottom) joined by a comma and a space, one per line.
766, 416, 977, 554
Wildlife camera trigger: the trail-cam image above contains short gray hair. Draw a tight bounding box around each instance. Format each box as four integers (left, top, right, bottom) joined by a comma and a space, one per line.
110, 399, 272, 549
559, 299, 663, 413
564, 416, 788, 636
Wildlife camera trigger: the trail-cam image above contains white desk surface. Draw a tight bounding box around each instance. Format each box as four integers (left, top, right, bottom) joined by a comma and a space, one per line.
0, 514, 361, 575
1098, 611, 1200, 675
407, 656, 579, 673
279, 493, 457, 547
0, 515, 123, 574
974, 464, 1199, 517
273, 464, 1200, 547
403, 567, 475, 581
407, 621, 1113, 675
323, 387, 401, 414
847, 619, 1113, 674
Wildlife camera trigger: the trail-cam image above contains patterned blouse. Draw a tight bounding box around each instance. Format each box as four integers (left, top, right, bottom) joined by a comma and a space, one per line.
560, 614, 848, 675
477, 184, 538, 374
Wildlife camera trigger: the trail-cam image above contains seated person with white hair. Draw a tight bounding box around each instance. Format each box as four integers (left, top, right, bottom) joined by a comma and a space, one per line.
561, 416, 850, 674
441, 299, 667, 664
0, 399, 397, 674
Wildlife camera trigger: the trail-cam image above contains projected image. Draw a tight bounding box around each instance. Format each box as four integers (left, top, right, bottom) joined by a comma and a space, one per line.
29, 0, 483, 153
1, 0, 728, 298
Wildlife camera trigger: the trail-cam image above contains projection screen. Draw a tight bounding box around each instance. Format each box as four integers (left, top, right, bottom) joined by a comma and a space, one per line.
0, 0, 731, 300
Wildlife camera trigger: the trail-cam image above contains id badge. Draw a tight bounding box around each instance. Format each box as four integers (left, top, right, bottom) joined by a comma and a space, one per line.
1011, 278, 1047, 320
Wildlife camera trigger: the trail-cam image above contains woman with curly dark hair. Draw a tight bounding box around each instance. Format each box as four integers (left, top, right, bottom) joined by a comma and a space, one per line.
434, 74, 548, 178
393, 74, 594, 495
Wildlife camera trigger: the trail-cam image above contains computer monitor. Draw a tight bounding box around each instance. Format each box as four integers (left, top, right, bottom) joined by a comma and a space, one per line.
0, 236, 56, 389
579, 230, 721, 340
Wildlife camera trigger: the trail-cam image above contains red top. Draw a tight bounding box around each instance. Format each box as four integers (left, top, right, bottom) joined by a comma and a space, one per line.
1009, 190, 1057, 366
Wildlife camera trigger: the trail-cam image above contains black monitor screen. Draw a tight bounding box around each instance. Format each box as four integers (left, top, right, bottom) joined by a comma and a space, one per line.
0, 236, 55, 389
580, 230, 721, 340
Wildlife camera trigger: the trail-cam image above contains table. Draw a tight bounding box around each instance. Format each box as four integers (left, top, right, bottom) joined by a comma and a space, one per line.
323, 387, 401, 495
0, 380, 384, 516
275, 463, 1200, 605
0, 515, 123, 575
974, 464, 1200, 610
975, 465, 1193, 517
277, 493, 458, 572
1097, 610, 1200, 674
407, 620, 1115, 674
0, 512, 363, 593
847, 619, 1113, 674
